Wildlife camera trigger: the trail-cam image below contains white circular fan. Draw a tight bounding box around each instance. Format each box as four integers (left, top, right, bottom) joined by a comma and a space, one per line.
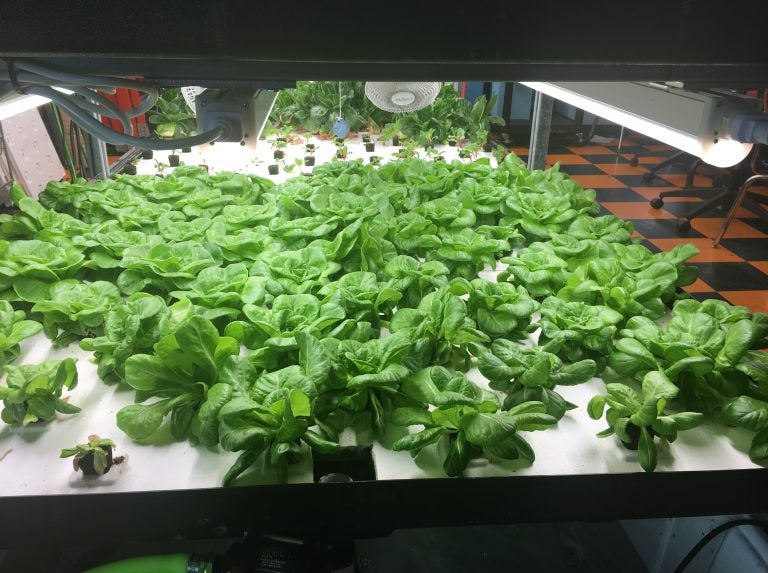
181, 86, 205, 113
364, 82, 441, 113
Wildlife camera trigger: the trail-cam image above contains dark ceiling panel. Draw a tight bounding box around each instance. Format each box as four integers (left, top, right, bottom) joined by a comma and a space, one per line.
1, 1, 766, 68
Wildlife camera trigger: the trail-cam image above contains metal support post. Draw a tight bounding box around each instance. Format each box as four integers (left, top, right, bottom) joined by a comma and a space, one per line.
528, 91, 554, 171
85, 133, 109, 180
84, 110, 111, 180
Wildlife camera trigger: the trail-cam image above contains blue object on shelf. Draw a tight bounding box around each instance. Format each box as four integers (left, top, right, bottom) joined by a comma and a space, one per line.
332, 118, 350, 138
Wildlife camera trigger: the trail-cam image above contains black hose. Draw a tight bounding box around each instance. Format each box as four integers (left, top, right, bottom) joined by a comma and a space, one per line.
673, 517, 768, 573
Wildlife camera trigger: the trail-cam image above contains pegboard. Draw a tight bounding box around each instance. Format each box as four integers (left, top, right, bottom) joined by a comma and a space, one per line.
0, 147, 11, 205
0, 109, 64, 198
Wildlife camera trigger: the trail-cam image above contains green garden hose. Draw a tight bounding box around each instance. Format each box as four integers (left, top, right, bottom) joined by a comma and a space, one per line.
81, 553, 212, 573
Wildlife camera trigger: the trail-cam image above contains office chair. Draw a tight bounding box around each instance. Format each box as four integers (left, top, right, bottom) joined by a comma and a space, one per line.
633, 150, 688, 181
648, 158, 733, 232
713, 144, 768, 246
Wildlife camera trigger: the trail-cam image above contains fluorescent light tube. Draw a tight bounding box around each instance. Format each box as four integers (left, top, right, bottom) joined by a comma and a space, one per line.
0, 93, 51, 121
522, 82, 754, 168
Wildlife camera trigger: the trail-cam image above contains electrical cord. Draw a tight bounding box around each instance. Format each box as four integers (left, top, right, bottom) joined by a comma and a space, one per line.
50, 103, 77, 179
673, 517, 768, 572
64, 86, 133, 134
26, 84, 225, 150
2, 60, 225, 150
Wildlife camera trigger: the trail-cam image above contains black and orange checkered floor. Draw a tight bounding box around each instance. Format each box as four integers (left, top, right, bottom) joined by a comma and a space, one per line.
507, 134, 768, 313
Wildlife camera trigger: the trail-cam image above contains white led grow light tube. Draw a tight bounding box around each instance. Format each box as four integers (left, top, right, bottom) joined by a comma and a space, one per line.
521, 81, 755, 168
0, 88, 77, 121
0, 92, 51, 120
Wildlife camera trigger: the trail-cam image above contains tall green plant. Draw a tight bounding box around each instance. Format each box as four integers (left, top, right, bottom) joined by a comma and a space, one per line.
147, 88, 197, 139
270, 83, 504, 143
270, 82, 390, 134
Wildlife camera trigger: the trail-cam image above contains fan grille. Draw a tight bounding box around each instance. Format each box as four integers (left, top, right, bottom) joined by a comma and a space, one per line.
365, 82, 440, 113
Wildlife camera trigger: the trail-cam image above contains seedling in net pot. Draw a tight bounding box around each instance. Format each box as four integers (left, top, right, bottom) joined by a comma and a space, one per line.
424, 146, 442, 161
154, 160, 169, 177
587, 371, 703, 472
271, 138, 287, 160
418, 128, 437, 150
379, 121, 403, 146
459, 142, 481, 160
475, 129, 493, 152
453, 127, 466, 148
394, 139, 419, 159
123, 159, 138, 175
283, 158, 304, 174
493, 145, 509, 164
336, 145, 349, 160
61, 435, 120, 476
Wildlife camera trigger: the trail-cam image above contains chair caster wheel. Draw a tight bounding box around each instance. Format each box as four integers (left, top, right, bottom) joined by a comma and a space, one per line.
630, 156, 639, 167
643, 172, 656, 183
677, 220, 692, 232
650, 198, 664, 209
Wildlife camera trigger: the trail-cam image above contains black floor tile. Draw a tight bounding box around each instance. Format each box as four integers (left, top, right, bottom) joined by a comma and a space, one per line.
718, 238, 768, 261
662, 201, 725, 219
615, 174, 669, 187
559, 164, 605, 175
547, 146, 574, 154
638, 239, 662, 253
581, 154, 630, 164
689, 292, 729, 303
627, 219, 705, 239
743, 217, 768, 235
594, 188, 647, 202
691, 262, 768, 291
609, 145, 646, 155
647, 163, 694, 175
638, 149, 680, 157
597, 204, 613, 216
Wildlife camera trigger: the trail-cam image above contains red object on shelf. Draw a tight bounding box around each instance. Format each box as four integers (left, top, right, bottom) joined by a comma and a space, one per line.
98, 87, 148, 136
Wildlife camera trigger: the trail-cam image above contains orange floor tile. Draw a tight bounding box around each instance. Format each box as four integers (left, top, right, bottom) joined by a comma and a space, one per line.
649, 239, 743, 263
630, 187, 680, 200
691, 218, 768, 239
513, 136, 768, 307
568, 145, 615, 155
657, 173, 714, 188
720, 291, 768, 313
602, 202, 677, 219
547, 154, 590, 165
630, 155, 667, 165
569, 174, 625, 189
594, 163, 648, 175
682, 278, 716, 293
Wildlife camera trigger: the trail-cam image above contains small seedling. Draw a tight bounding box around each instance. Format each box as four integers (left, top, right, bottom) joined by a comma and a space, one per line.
283, 158, 304, 173
154, 160, 169, 176
61, 435, 118, 476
